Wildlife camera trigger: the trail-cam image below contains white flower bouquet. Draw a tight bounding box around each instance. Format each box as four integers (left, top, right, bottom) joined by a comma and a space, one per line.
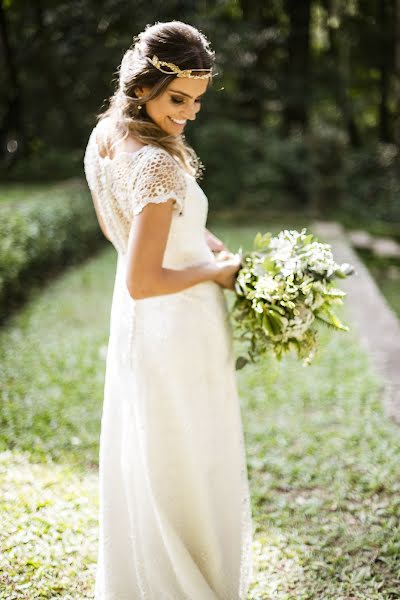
231, 228, 355, 369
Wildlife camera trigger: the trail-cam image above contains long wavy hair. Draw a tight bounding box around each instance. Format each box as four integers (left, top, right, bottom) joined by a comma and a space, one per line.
97, 21, 216, 179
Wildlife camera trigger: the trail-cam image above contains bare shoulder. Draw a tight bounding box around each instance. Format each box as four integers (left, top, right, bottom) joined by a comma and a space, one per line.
120, 135, 147, 154
95, 117, 146, 159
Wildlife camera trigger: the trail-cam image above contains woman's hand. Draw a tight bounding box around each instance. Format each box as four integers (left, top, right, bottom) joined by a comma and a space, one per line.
204, 228, 227, 252
212, 251, 242, 291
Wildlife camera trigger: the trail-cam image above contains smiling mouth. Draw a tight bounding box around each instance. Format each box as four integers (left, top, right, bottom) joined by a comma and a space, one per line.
169, 117, 187, 126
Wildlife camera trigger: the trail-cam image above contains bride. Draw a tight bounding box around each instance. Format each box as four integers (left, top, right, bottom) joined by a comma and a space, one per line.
84, 19, 254, 599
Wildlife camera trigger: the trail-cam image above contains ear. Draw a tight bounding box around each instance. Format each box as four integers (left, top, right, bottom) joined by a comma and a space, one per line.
134, 86, 149, 99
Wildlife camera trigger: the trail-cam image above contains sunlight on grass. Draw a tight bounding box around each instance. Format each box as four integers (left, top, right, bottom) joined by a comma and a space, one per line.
0, 181, 83, 206
0, 451, 97, 599
1, 224, 400, 599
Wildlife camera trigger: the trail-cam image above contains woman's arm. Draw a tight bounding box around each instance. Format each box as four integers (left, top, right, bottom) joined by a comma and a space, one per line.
126, 200, 218, 299
204, 227, 227, 252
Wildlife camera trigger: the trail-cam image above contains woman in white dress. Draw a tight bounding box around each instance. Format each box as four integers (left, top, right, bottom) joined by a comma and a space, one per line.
84, 20, 254, 600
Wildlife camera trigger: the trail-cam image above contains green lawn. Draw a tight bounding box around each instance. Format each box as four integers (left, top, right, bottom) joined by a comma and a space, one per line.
0, 180, 83, 206
355, 249, 400, 319
1, 225, 399, 599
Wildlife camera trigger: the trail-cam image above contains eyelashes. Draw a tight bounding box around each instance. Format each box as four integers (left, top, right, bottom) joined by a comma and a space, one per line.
171, 97, 202, 105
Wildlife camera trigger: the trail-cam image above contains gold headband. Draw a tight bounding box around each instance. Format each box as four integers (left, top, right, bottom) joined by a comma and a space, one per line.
149, 54, 213, 79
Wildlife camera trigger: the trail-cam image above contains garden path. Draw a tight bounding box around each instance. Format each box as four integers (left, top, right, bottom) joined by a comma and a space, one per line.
312, 221, 400, 424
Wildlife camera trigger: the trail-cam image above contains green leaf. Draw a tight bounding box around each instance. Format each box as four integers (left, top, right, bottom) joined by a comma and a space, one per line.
235, 356, 249, 370
323, 287, 346, 298
254, 231, 272, 250
301, 234, 314, 245
267, 310, 284, 334
254, 232, 264, 248
262, 257, 277, 272
269, 303, 286, 316
262, 313, 274, 336
315, 307, 349, 331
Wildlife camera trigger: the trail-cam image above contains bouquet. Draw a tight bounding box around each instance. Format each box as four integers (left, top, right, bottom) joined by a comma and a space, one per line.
231, 228, 355, 370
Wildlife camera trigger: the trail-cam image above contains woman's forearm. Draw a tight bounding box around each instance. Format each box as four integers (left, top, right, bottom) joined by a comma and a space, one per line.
127, 262, 218, 300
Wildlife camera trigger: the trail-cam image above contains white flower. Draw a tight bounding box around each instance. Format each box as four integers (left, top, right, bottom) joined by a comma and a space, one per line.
232, 227, 353, 368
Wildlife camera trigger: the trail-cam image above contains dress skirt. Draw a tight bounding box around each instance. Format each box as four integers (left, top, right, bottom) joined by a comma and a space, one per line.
95, 252, 254, 600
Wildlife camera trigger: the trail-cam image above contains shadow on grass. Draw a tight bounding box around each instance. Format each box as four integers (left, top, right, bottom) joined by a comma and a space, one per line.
1, 222, 400, 598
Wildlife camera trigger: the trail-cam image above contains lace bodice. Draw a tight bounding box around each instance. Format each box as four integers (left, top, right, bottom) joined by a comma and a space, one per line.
85, 126, 254, 600
83, 125, 192, 256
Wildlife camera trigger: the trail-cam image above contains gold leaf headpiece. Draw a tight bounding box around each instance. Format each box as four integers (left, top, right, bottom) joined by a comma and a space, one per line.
149, 54, 214, 79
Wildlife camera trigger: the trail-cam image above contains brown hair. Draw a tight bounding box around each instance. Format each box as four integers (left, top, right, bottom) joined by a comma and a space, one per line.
97, 20, 216, 179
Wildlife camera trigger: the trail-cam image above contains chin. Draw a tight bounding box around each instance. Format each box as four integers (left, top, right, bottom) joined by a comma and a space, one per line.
163, 127, 180, 138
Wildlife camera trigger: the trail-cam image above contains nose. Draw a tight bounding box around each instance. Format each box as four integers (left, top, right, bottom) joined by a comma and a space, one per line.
183, 103, 200, 121
180, 111, 196, 121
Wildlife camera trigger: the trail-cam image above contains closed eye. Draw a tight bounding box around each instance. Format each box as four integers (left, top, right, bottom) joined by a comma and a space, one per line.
171, 97, 202, 105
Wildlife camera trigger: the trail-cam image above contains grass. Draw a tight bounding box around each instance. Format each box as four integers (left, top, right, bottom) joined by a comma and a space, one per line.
354, 249, 400, 319
1, 224, 400, 599
0, 179, 84, 206
0, 453, 98, 599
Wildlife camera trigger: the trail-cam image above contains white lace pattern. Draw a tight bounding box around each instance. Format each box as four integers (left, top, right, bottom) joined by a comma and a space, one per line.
84, 124, 254, 599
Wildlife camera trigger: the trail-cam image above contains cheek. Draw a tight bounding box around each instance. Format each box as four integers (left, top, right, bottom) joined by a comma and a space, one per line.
162, 99, 174, 116
149, 99, 168, 119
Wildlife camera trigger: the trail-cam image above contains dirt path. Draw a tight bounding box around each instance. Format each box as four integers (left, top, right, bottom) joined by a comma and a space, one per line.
312, 221, 400, 424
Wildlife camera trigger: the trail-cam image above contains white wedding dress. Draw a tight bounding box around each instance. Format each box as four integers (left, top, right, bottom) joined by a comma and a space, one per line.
84, 123, 254, 600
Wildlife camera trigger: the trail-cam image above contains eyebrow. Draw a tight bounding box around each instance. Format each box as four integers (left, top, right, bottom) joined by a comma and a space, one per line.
168, 89, 206, 99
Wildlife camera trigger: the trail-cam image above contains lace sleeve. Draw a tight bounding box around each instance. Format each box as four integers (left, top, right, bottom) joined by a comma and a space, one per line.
131, 149, 187, 217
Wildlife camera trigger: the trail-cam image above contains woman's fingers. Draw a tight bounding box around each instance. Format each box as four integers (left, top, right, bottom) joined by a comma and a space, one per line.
215, 250, 235, 261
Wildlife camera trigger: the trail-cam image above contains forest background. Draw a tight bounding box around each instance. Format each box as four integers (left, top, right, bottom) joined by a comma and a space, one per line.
2, 5, 400, 598
1, 0, 400, 230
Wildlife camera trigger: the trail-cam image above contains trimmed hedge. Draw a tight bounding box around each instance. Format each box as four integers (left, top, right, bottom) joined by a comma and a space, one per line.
191, 121, 400, 231
0, 180, 104, 321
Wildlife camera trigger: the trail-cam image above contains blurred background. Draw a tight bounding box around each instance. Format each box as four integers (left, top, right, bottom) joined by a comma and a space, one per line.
1, 0, 400, 223
2, 0, 400, 320
1, 5, 400, 598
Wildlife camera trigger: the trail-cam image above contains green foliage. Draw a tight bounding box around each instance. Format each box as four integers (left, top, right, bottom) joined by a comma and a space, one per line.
194, 123, 318, 210
0, 247, 114, 467
339, 143, 400, 224
355, 250, 400, 319
2, 2, 399, 229
192, 119, 259, 207
0, 452, 98, 598
4, 149, 85, 182
1, 224, 400, 598
196, 122, 400, 228
0, 181, 104, 320
246, 131, 318, 209
231, 228, 354, 368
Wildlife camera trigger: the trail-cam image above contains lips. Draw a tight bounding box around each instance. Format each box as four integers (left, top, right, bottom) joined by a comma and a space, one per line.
169, 117, 186, 126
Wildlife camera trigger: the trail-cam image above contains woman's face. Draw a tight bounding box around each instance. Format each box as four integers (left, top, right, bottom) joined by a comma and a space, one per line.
136, 77, 209, 136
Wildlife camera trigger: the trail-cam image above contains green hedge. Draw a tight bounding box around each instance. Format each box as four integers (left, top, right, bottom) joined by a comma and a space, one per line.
0, 180, 104, 321
191, 121, 400, 230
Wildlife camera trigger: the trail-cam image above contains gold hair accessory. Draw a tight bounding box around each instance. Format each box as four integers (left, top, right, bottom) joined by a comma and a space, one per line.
149, 54, 213, 79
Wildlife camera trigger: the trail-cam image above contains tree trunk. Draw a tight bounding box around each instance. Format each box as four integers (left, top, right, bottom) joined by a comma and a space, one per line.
0, 0, 25, 165
379, 0, 393, 142
31, 0, 81, 146
238, 1, 279, 126
282, 0, 312, 135
393, 0, 400, 147
323, 0, 361, 147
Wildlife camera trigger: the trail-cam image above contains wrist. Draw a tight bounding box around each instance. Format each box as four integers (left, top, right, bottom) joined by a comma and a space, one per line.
203, 262, 219, 282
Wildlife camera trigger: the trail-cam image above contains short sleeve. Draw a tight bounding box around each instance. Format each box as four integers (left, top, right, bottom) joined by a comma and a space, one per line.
130, 149, 187, 217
